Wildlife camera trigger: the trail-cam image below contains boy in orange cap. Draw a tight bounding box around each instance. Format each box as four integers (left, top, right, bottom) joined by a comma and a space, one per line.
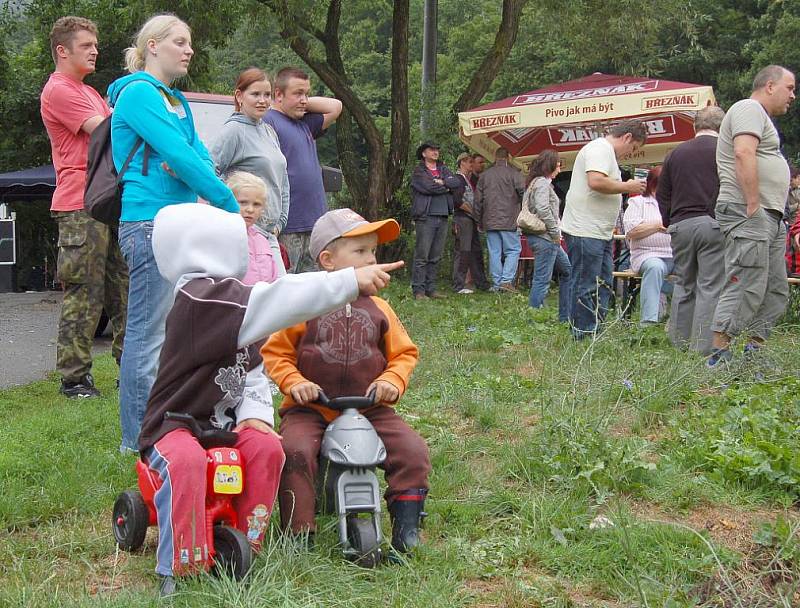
262, 208, 431, 554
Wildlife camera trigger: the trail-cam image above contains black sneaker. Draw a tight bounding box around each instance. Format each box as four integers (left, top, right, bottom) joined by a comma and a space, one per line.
59, 374, 101, 398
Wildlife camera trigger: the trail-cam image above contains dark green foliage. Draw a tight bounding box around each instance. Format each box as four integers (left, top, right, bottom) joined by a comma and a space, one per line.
670, 377, 800, 497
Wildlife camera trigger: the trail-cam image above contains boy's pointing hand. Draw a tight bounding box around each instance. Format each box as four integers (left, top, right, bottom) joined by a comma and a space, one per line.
355, 261, 404, 296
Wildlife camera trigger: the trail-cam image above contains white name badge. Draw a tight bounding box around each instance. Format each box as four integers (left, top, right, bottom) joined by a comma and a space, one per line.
163, 95, 187, 119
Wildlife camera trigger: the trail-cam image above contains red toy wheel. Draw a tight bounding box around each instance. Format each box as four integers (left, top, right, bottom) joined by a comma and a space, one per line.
212, 525, 253, 580
112, 490, 149, 551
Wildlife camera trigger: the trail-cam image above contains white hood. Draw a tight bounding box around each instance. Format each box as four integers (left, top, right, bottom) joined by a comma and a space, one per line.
153, 203, 248, 284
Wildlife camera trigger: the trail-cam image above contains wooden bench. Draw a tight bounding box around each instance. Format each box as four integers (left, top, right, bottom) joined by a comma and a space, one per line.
612, 270, 642, 317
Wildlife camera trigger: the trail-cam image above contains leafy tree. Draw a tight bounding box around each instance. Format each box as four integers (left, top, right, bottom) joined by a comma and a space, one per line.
252, 0, 529, 221
0, 0, 241, 172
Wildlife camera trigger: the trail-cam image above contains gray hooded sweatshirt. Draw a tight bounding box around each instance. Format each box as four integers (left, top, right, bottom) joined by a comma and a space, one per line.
211, 113, 290, 234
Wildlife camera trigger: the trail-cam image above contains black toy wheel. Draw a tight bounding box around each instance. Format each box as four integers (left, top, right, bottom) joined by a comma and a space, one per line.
346, 515, 382, 568
212, 525, 253, 580
112, 490, 149, 551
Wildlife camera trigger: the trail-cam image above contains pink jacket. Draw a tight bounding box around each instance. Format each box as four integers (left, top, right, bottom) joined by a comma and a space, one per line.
242, 225, 279, 285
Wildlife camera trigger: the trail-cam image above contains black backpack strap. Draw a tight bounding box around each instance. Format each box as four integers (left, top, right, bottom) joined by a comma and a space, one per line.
116, 138, 143, 184
142, 143, 150, 176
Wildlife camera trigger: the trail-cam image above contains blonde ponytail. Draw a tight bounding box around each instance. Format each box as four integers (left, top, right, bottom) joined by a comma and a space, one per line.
123, 46, 145, 73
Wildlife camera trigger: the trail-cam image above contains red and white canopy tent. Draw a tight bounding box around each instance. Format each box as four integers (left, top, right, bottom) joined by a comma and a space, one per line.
457, 73, 716, 170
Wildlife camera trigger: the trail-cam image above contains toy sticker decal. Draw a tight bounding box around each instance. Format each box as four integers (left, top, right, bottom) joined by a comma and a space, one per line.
213, 465, 243, 494
247, 504, 270, 542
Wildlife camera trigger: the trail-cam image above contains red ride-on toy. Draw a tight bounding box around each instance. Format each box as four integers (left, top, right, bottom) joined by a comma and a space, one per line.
112, 412, 253, 580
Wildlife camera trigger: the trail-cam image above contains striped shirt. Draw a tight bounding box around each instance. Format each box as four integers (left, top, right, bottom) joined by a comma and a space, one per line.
623, 195, 672, 272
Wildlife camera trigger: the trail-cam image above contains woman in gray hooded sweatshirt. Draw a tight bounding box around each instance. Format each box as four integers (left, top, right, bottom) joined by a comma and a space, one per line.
212, 67, 289, 273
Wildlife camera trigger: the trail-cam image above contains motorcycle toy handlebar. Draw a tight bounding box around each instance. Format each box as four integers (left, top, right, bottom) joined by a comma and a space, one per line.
316, 389, 376, 411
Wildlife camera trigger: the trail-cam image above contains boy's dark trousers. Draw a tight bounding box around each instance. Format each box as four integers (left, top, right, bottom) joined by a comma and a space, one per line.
278, 406, 431, 533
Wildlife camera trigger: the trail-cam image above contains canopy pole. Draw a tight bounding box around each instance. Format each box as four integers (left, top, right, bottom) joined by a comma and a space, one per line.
421, 0, 438, 137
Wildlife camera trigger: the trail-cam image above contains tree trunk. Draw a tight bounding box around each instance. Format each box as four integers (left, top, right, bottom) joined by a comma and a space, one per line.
452, 0, 529, 113
386, 0, 410, 210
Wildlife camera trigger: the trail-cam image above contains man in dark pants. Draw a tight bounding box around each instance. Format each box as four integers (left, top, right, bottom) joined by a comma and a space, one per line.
657, 106, 726, 355
410, 143, 460, 300
452, 153, 489, 293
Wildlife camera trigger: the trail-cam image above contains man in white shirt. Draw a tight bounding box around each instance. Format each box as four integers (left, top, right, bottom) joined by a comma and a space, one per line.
561, 120, 648, 338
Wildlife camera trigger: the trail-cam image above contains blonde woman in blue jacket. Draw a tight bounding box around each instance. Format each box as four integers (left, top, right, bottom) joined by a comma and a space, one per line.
109, 14, 239, 453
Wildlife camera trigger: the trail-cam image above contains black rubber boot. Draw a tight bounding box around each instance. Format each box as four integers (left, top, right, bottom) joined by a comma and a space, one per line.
389, 489, 428, 553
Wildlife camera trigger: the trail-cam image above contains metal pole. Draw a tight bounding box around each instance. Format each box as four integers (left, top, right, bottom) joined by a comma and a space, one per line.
421, 0, 437, 137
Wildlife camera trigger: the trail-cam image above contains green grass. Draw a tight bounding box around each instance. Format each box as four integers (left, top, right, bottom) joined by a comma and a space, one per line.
2, 280, 800, 607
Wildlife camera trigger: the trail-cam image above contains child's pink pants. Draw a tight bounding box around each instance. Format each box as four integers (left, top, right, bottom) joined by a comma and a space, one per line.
144, 427, 284, 576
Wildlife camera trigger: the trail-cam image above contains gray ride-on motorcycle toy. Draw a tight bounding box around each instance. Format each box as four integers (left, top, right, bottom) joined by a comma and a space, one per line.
316, 391, 387, 567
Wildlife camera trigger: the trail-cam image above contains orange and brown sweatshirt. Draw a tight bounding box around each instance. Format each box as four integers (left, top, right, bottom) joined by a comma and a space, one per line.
262, 295, 418, 422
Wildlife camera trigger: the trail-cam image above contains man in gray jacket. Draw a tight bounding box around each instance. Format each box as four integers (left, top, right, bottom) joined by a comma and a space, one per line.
473, 148, 526, 292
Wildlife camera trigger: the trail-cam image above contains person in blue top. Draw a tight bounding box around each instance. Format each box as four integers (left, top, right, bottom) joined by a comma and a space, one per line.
108, 13, 239, 453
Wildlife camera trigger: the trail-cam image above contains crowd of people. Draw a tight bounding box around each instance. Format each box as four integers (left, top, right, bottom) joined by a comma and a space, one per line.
411, 67, 797, 366
37, 9, 797, 598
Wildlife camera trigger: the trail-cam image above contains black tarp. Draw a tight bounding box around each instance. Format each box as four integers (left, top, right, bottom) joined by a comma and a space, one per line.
0, 165, 55, 201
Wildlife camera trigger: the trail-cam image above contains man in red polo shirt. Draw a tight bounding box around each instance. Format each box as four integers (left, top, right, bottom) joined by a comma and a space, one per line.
40, 16, 127, 398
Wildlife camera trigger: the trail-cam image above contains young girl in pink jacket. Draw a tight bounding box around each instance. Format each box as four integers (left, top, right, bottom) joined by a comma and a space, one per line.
227, 171, 283, 284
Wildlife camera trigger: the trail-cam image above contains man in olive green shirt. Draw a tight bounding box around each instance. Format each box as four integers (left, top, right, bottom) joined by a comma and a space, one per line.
708, 65, 796, 367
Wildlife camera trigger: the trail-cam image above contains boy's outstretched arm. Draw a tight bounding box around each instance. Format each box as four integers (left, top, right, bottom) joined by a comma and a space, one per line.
238, 261, 403, 348
355, 261, 404, 296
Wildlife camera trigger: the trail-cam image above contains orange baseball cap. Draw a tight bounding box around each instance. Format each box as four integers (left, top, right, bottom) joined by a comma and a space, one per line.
310, 208, 400, 261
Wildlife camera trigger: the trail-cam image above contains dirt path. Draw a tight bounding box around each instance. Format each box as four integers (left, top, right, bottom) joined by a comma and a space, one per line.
0, 291, 111, 388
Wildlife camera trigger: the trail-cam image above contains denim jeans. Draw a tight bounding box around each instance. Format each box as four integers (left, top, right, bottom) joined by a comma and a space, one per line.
564, 234, 613, 338
486, 230, 521, 287
118, 220, 173, 452
412, 216, 449, 295
527, 235, 572, 322
638, 256, 674, 323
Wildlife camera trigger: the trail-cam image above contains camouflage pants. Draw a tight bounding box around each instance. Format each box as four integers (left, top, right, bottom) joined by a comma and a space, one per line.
278, 231, 316, 273
53, 210, 128, 382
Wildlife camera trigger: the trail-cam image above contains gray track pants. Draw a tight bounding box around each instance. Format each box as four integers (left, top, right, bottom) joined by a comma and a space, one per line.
711, 201, 788, 341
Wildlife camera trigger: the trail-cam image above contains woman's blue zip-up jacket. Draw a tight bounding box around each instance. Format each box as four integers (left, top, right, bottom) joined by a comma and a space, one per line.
107, 72, 239, 221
